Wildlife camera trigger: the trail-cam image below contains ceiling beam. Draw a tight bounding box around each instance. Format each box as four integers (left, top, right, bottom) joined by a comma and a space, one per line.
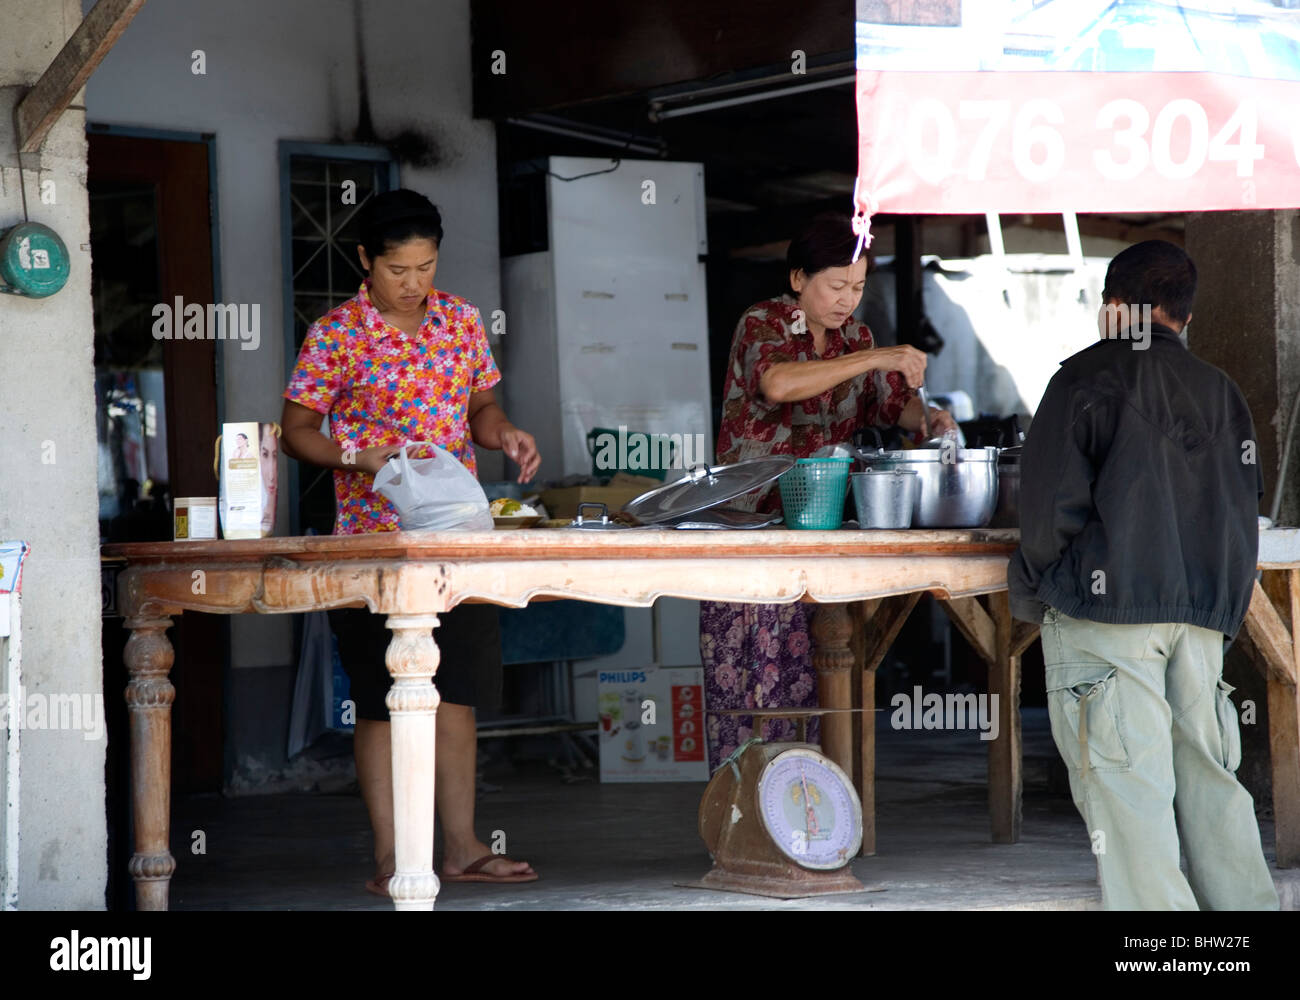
16, 0, 147, 153
472, 0, 853, 117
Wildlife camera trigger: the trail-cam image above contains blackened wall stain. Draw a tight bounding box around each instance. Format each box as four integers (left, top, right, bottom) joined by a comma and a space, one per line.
350, 0, 445, 168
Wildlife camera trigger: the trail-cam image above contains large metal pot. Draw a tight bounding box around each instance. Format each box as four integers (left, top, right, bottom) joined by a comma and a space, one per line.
858, 445, 999, 528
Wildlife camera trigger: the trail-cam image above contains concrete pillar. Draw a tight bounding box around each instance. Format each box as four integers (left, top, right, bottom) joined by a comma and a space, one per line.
1184, 210, 1300, 527
1184, 209, 1300, 817
0, 0, 108, 908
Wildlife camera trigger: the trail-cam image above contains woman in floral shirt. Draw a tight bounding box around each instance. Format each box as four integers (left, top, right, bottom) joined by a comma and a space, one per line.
701, 213, 957, 771
281, 189, 541, 892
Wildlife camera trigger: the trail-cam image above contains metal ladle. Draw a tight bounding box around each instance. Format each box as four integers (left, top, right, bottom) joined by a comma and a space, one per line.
915, 387, 967, 449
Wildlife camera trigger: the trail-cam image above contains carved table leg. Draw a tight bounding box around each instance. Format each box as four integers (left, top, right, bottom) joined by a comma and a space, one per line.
811, 602, 854, 780
384, 614, 442, 911
856, 593, 922, 857
986, 593, 1023, 844
858, 640, 878, 859
1263, 570, 1300, 867
123, 615, 177, 911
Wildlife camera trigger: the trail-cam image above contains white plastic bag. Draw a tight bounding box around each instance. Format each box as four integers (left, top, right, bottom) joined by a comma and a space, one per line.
287, 609, 335, 759
373, 441, 493, 531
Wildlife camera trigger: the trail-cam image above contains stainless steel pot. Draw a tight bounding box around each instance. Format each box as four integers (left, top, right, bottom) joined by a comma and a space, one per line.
851, 469, 918, 529
859, 446, 999, 528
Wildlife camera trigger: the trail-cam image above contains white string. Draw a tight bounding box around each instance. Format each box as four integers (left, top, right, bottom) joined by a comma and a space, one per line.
850, 176, 876, 263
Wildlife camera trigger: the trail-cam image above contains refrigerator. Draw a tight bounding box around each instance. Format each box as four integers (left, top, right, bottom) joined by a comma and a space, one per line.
501, 156, 713, 483
500, 156, 713, 726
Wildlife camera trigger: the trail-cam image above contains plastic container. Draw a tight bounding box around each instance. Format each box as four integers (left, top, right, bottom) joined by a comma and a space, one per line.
778, 457, 852, 529
174, 497, 218, 540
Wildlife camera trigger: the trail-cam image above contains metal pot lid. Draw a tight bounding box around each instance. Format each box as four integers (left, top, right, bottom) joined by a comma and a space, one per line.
663, 507, 784, 530
622, 456, 796, 523
997, 445, 1022, 464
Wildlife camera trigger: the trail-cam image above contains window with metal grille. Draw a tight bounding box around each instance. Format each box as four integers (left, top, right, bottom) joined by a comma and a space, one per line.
280, 143, 398, 356
279, 143, 398, 533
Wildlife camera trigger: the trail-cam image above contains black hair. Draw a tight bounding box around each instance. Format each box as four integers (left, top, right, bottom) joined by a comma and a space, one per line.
786, 213, 863, 294
1102, 240, 1197, 325
356, 188, 444, 261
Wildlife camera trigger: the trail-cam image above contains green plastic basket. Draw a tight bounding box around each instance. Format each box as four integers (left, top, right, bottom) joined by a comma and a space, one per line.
778, 457, 852, 530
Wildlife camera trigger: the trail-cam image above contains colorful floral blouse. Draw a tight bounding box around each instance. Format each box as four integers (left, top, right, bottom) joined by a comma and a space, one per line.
284, 280, 500, 534
716, 294, 916, 512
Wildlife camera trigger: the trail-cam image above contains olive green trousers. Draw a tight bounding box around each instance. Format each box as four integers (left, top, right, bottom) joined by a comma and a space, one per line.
1040, 607, 1278, 910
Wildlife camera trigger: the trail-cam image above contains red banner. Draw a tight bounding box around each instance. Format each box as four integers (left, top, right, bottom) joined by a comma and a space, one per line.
854, 1, 1300, 217
857, 70, 1300, 214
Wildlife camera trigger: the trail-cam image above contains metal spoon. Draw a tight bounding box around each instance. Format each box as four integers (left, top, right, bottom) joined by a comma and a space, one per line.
917, 384, 933, 440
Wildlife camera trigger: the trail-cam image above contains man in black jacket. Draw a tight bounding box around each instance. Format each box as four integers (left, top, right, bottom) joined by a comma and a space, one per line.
1008, 240, 1278, 910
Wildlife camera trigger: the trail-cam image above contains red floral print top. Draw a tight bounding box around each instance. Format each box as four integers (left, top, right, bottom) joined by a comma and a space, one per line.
284, 280, 500, 534
717, 294, 916, 513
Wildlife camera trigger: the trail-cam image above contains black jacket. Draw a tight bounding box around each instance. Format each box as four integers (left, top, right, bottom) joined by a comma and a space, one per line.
1008, 325, 1261, 636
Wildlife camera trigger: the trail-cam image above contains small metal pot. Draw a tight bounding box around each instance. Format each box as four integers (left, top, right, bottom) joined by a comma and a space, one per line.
851, 470, 918, 529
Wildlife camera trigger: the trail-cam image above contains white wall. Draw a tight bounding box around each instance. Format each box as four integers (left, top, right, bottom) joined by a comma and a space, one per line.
0, 0, 107, 908
84, 0, 501, 698
922, 254, 1108, 420
865, 253, 1109, 422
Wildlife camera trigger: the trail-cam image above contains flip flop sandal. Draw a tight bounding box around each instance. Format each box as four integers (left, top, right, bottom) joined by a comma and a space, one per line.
440, 855, 539, 884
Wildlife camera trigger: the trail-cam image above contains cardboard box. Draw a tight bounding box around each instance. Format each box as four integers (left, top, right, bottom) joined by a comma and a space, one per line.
598, 665, 708, 783
174, 496, 218, 541
540, 480, 656, 520
217, 421, 279, 538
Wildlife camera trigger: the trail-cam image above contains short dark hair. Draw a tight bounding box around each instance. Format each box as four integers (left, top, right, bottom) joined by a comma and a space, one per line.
1102, 240, 1196, 325
786, 213, 863, 294
356, 189, 444, 261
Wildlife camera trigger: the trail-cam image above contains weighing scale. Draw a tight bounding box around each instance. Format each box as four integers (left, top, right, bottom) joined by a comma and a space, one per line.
697, 740, 865, 898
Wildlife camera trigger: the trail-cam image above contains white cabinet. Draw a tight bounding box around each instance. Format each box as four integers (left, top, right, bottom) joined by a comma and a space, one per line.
501, 156, 713, 483
501, 157, 714, 687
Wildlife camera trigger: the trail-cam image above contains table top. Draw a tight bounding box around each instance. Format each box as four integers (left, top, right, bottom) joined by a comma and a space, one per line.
102, 528, 1024, 565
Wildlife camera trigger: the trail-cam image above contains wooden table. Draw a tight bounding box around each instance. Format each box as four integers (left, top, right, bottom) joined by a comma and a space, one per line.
101, 528, 1300, 909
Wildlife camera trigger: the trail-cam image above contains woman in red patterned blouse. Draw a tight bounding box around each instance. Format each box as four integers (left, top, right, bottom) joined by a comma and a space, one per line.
701, 213, 957, 770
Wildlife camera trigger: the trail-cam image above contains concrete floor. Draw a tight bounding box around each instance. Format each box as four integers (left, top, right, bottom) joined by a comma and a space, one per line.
169, 708, 1297, 910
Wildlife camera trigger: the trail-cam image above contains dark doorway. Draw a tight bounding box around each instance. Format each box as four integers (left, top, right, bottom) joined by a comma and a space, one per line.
89, 129, 226, 908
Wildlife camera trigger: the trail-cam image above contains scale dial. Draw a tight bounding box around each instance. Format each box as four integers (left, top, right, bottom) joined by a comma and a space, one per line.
756, 747, 862, 870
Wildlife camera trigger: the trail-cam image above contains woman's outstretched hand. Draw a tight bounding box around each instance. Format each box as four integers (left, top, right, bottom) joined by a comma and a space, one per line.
500, 426, 541, 482
926, 408, 959, 437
